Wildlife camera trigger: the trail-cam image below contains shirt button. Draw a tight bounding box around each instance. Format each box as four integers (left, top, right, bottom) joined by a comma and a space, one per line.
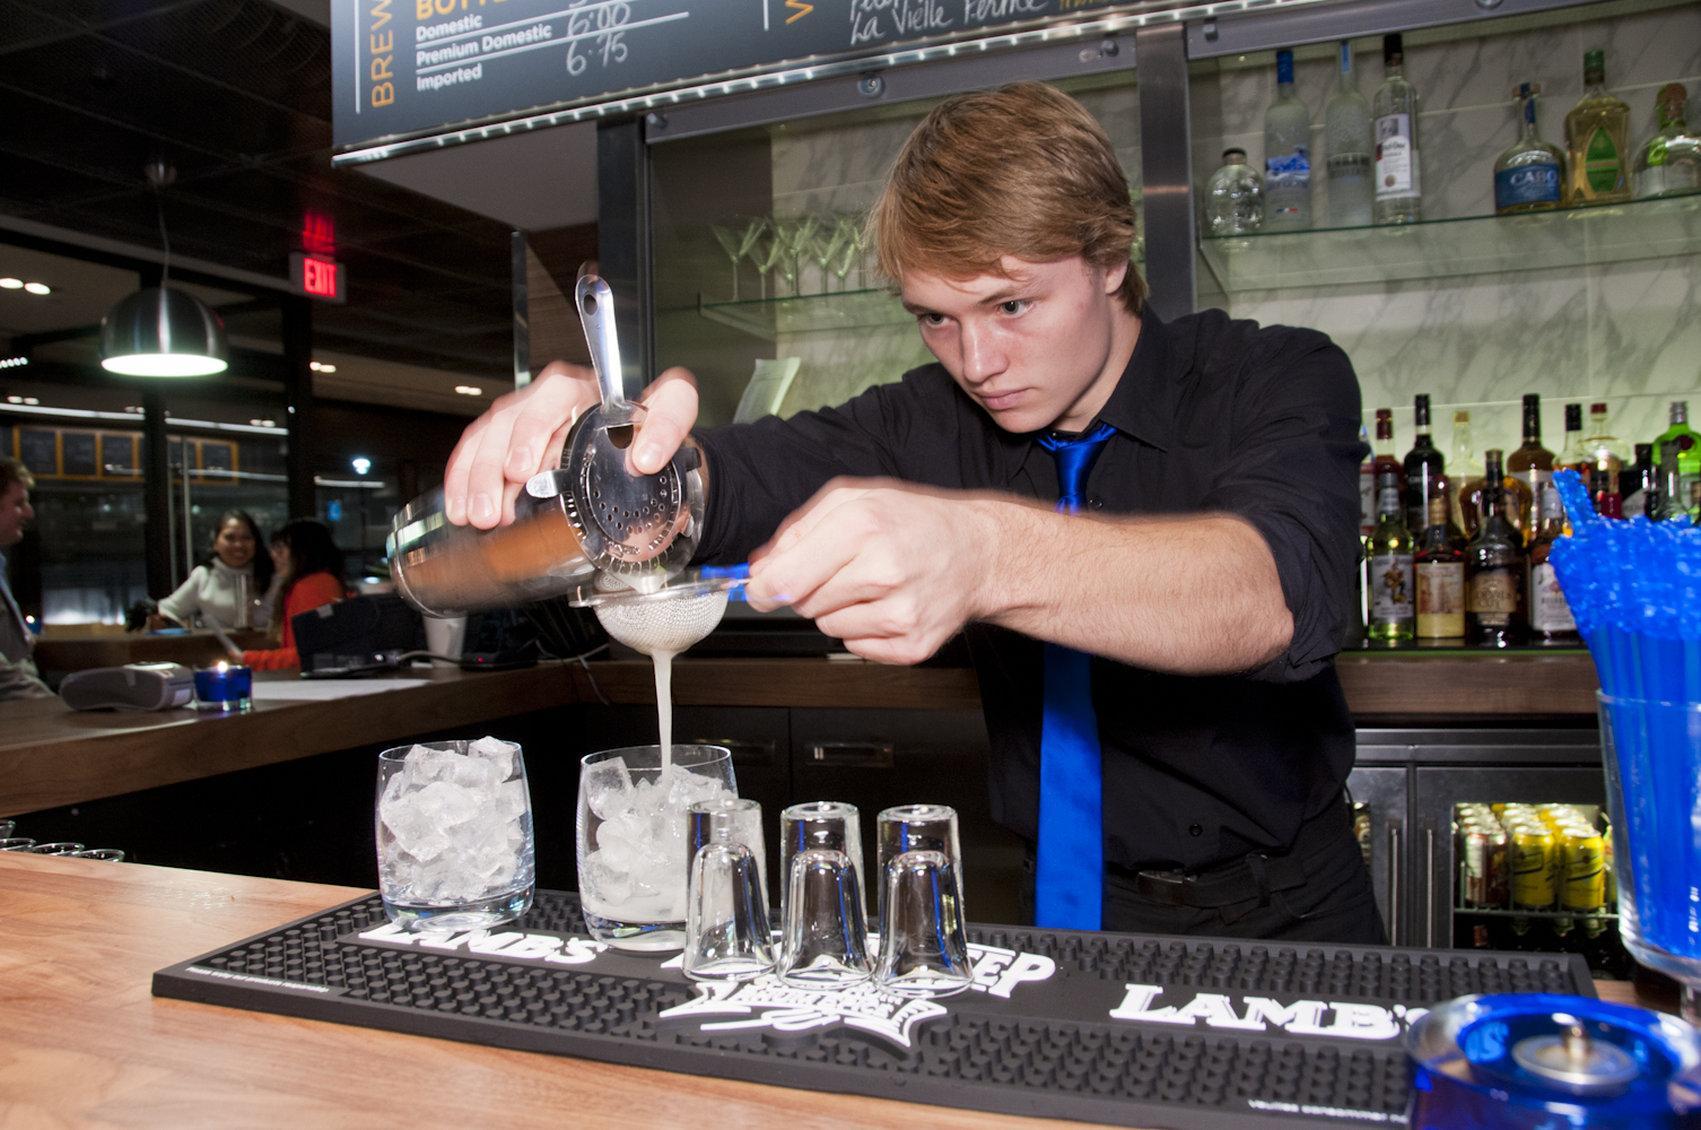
1189, 823, 1203, 837
1088, 495, 1105, 510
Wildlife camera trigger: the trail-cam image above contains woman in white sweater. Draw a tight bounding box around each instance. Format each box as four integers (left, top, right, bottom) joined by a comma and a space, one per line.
150, 510, 276, 630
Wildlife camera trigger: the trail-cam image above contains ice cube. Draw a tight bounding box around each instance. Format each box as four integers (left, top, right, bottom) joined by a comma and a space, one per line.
495, 778, 530, 821
469, 736, 520, 780
584, 759, 633, 820
403, 744, 461, 784
584, 851, 633, 906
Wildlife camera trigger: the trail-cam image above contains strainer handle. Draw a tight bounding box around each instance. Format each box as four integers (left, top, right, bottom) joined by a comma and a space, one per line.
575, 271, 626, 411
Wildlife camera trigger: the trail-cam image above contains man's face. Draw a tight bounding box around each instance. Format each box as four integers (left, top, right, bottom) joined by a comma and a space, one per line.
0, 482, 33, 548
900, 255, 1133, 435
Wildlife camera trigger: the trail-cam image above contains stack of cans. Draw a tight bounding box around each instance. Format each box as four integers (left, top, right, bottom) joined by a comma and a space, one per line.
1455, 803, 1613, 914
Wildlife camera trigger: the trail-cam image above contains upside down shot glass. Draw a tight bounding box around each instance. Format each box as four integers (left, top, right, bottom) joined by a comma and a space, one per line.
683, 798, 773, 981
777, 801, 872, 988
874, 804, 973, 997
778, 801, 865, 925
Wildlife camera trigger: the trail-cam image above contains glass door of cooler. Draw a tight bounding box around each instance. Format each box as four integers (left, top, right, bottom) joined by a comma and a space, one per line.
1413, 755, 1627, 977
1345, 765, 1408, 945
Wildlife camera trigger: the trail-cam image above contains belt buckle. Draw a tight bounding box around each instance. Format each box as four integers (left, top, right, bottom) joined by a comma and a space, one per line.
1135, 868, 1194, 906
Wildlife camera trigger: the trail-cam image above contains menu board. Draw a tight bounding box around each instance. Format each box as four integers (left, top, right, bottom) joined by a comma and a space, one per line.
332, 0, 1143, 152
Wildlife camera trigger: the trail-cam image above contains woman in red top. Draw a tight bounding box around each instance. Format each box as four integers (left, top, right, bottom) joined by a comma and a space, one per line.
243, 519, 346, 670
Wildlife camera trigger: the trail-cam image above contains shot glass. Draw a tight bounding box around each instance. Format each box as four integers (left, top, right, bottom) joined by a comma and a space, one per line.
778, 848, 873, 988
683, 798, 773, 981
875, 805, 971, 998
0, 838, 36, 851
0, 819, 14, 839
576, 745, 736, 952
778, 801, 865, 924
71, 848, 126, 862
375, 738, 535, 933
29, 842, 86, 856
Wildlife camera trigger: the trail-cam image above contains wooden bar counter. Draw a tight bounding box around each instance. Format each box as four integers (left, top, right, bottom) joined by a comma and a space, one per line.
0, 853, 1653, 1128
0, 853, 1070, 1128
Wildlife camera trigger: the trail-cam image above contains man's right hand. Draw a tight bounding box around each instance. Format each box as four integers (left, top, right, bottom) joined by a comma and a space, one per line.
443, 361, 702, 529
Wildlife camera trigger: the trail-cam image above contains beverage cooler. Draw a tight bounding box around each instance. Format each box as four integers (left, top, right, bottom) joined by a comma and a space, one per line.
1358, 726, 1628, 977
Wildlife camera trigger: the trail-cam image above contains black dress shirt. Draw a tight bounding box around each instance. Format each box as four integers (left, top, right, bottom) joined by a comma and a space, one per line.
694, 308, 1368, 871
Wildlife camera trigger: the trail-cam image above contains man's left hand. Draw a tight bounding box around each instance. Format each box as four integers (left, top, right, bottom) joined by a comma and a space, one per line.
745, 478, 991, 665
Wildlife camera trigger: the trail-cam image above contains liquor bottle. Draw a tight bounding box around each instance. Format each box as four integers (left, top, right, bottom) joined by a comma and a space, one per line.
1358, 423, 1376, 538
1564, 49, 1631, 206
1633, 83, 1701, 200
1450, 409, 1482, 536
1367, 468, 1415, 643
1559, 402, 1588, 474
1414, 495, 1466, 640
1403, 395, 1445, 535
1527, 486, 1578, 643
1465, 449, 1527, 647
1465, 459, 1533, 547
1623, 443, 1659, 518
1507, 393, 1554, 537
1372, 33, 1422, 224
1324, 40, 1374, 226
1655, 400, 1700, 517
1372, 407, 1404, 493
1592, 467, 1623, 518
1580, 401, 1625, 495
1494, 83, 1566, 214
1264, 49, 1313, 231
1657, 437, 1693, 524
1204, 148, 1265, 236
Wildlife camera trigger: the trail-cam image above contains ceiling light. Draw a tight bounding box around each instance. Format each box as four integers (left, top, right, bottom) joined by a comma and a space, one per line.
22, 282, 50, 296
125, 405, 144, 413
0, 357, 27, 369
23, 397, 37, 406
249, 418, 275, 427
454, 385, 483, 396
351, 456, 372, 476
99, 160, 229, 379
308, 360, 321, 371
101, 287, 229, 377
5, 396, 20, 404
0, 278, 21, 290
318, 362, 336, 373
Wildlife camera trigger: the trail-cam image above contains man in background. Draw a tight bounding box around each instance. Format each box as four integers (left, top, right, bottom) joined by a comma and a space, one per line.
0, 456, 51, 700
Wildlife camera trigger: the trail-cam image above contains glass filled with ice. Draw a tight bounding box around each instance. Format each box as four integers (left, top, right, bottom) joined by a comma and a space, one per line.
576, 744, 736, 952
375, 737, 535, 932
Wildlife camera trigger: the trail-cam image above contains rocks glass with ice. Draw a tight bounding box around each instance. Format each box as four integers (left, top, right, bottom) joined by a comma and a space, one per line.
576, 744, 736, 951
375, 738, 535, 932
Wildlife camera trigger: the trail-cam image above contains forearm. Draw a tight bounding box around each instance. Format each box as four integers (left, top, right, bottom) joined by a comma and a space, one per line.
971, 497, 1294, 674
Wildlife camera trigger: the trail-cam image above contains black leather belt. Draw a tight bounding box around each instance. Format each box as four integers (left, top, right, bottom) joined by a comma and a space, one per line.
1131, 850, 1309, 909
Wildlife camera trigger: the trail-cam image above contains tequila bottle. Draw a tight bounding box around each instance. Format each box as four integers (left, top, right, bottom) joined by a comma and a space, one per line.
1324, 40, 1374, 226
1264, 49, 1313, 230
1204, 148, 1265, 236
1527, 487, 1577, 643
1565, 49, 1631, 205
1372, 33, 1422, 224
1633, 83, 1701, 200
1494, 83, 1565, 214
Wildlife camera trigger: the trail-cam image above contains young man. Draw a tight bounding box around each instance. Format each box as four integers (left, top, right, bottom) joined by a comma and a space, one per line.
446, 83, 1378, 943
0, 456, 51, 700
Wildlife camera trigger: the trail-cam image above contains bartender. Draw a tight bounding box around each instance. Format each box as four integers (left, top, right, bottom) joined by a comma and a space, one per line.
446, 83, 1379, 945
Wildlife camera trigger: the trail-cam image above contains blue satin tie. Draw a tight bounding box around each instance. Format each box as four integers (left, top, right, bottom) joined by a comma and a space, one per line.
1034, 421, 1116, 930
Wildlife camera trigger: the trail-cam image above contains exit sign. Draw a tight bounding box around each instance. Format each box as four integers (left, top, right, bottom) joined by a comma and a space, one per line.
290, 252, 345, 303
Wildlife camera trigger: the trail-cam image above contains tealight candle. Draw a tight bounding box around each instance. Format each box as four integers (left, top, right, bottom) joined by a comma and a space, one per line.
193, 661, 252, 712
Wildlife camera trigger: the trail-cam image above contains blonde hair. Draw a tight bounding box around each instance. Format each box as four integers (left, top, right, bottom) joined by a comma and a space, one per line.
868, 82, 1145, 313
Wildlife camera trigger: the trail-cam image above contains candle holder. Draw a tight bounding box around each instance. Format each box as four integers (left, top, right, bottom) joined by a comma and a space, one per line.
193, 662, 252, 712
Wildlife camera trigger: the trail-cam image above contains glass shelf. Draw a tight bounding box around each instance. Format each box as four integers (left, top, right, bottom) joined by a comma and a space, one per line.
696, 287, 912, 340
1453, 906, 1617, 921
1198, 194, 1701, 294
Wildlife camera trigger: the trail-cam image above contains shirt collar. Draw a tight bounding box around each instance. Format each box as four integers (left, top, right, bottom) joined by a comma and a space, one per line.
989, 307, 1174, 488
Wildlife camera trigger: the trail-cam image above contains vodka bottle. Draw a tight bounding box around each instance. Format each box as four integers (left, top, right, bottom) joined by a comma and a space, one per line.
1203, 148, 1265, 236
1263, 49, 1313, 231
1372, 33, 1422, 224
1633, 83, 1701, 200
1324, 40, 1374, 227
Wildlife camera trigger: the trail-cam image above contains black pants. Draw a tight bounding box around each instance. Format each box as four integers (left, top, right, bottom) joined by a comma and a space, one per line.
1023, 799, 1387, 945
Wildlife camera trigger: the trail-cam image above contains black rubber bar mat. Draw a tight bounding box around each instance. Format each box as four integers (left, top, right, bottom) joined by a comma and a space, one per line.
153, 889, 1595, 1127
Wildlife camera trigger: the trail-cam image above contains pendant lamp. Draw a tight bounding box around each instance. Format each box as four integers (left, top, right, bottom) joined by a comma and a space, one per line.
100, 160, 228, 378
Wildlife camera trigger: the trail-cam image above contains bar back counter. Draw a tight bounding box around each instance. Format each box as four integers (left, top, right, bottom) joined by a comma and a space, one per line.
2, 650, 1602, 956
